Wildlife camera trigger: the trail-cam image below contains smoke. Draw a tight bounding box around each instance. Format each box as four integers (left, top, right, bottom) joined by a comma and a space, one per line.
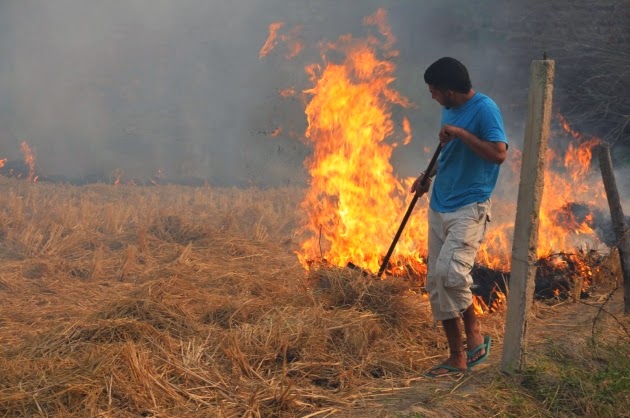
616, 166, 630, 214
1, 1, 295, 184
0, 1, 624, 188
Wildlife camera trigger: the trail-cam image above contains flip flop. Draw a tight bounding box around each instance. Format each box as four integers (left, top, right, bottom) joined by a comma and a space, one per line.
467, 335, 491, 369
423, 364, 465, 379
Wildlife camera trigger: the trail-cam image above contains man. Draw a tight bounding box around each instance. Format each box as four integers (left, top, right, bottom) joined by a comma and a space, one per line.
411, 57, 508, 377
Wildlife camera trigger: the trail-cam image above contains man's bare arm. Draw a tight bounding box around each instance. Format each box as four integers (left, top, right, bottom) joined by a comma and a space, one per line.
440, 125, 507, 164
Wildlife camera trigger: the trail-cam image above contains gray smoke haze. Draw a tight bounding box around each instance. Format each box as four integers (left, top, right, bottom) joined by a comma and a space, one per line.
0, 1, 620, 187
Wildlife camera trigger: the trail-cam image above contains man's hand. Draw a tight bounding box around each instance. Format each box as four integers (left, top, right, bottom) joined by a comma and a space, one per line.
439, 124, 463, 145
411, 172, 432, 196
440, 124, 507, 164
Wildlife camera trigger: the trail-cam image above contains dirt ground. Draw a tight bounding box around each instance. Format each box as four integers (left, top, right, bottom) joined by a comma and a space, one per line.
346, 293, 630, 417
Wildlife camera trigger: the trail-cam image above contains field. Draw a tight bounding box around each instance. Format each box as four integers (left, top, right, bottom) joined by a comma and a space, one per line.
0, 177, 628, 417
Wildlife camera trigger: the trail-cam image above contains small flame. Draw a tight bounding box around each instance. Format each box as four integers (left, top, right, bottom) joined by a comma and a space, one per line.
271, 127, 283, 137
0, 158, 6, 169
362, 8, 396, 51
558, 114, 583, 140
569, 253, 593, 291
402, 117, 412, 145
284, 25, 304, 60
150, 169, 164, 186
259, 22, 284, 59
20, 141, 36, 182
259, 22, 303, 60
113, 168, 123, 186
279, 87, 297, 98
472, 287, 507, 316
472, 295, 488, 316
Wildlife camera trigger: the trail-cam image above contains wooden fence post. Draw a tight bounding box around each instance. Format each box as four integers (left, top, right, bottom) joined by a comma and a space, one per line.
598, 143, 630, 314
501, 59, 555, 373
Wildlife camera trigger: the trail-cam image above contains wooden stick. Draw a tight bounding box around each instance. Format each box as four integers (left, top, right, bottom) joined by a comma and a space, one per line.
346, 144, 442, 277
598, 143, 630, 314
376, 143, 442, 277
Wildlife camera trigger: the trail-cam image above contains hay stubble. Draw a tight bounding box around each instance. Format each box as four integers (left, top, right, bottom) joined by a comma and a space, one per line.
0, 179, 463, 417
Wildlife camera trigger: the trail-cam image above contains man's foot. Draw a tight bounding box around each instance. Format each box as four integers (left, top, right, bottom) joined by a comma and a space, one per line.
467, 335, 491, 368
466, 334, 486, 364
424, 352, 467, 378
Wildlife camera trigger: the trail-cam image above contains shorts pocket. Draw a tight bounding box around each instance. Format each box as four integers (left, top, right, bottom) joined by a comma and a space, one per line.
444, 247, 476, 288
476, 201, 491, 243
476, 201, 490, 222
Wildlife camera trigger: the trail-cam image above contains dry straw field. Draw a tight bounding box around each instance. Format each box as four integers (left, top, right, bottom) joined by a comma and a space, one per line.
0, 177, 626, 417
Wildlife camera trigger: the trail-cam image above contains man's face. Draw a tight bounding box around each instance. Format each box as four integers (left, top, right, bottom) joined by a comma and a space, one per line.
428, 85, 455, 108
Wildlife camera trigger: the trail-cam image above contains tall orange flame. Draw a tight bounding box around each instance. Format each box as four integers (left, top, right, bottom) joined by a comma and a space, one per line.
296, 9, 427, 275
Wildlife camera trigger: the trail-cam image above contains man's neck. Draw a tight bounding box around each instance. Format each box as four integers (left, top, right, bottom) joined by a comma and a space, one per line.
452, 89, 476, 107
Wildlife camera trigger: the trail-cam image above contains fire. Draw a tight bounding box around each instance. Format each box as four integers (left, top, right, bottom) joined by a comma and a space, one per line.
295, 9, 428, 275
402, 117, 412, 146
476, 116, 605, 270
0, 158, 6, 169
535, 118, 603, 258
472, 296, 488, 316
20, 141, 36, 182
262, 10, 601, 310
472, 287, 507, 316
279, 87, 297, 98
150, 169, 164, 186
259, 22, 284, 59
558, 114, 584, 140
271, 127, 282, 137
284, 26, 304, 60
259, 22, 303, 60
113, 168, 124, 186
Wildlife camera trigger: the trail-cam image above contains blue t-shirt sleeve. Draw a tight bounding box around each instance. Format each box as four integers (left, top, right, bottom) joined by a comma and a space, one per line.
479, 104, 507, 144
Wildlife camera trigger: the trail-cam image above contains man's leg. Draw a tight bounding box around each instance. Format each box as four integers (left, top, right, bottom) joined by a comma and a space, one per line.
462, 201, 491, 363
426, 209, 467, 376
462, 304, 485, 363
426, 202, 490, 374
425, 318, 467, 376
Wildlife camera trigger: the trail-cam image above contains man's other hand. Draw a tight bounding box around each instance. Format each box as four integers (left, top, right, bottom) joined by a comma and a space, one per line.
411, 172, 432, 196
439, 124, 464, 145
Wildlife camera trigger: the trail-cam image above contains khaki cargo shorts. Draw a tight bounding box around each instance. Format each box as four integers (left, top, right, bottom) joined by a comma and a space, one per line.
426, 200, 491, 321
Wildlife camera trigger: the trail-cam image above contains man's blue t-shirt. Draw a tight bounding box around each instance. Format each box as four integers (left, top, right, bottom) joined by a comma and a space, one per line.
430, 92, 508, 213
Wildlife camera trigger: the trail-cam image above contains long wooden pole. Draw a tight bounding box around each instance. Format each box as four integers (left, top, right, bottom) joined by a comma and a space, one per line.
598, 143, 630, 314
501, 59, 555, 373
376, 144, 442, 277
